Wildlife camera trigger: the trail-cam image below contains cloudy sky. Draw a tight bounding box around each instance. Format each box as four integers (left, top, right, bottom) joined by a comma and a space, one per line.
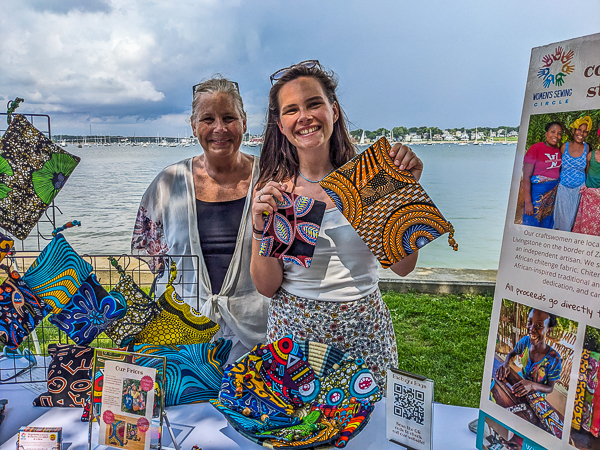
2, 0, 599, 137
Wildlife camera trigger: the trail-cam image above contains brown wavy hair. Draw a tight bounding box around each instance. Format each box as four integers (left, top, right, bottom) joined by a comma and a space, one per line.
256, 64, 356, 189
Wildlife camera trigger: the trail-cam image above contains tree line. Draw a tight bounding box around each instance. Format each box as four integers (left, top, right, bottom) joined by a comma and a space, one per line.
349, 126, 520, 140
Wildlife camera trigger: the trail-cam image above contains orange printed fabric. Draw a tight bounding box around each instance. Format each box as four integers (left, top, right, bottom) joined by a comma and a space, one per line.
320, 137, 457, 268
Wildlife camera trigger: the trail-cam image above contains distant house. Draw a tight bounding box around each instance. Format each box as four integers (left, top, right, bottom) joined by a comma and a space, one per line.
508, 131, 519, 137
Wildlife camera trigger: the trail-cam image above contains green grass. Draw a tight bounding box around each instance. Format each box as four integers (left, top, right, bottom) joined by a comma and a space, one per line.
383, 291, 493, 408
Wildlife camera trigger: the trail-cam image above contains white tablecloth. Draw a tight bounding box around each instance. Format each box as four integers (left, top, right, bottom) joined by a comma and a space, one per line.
0, 382, 478, 449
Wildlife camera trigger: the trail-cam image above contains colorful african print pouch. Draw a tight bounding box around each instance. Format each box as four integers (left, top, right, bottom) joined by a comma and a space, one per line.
219, 343, 297, 423
23, 222, 93, 314
33, 344, 93, 407
0, 264, 47, 349
0, 115, 80, 240
259, 192, 326, 268
250, 335, 315, 407
49, 273, 127, 346
320, 137, 457, 268
257, 409, 341, 449
103, 257, 161, 347
133, 261, 219, 345
0, 232, 13, 263
131, 338, 232, 406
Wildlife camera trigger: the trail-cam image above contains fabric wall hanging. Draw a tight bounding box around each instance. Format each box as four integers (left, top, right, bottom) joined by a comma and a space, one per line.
0, 264, 47, 349
131, 338, 232, 406
103, 257, 161, 347
320, 137, 457, 268
0, 115, 80, 240
259, 192, 326, 268
49, 273, 127, 346
0, 232, 13, 263
23, 222, 93, 314
133, 261, 219, 345
33, 344, 93, 407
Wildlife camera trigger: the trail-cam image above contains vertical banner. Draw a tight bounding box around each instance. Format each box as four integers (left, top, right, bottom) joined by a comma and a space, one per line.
478, 33, 600, 450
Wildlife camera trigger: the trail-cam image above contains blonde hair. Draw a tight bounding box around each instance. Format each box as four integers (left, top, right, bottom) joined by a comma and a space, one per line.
191, 75, 246, 122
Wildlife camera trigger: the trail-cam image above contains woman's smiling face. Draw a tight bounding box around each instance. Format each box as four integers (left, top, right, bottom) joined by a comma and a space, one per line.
192, 92, 246, 157
573, 123, 589, 144
276, 76, 339, 155
527, 309, 551, 345
545, 124, 563, 147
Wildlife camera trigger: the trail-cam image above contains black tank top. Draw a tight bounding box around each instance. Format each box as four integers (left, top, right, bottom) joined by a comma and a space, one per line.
196, 197, 246, 294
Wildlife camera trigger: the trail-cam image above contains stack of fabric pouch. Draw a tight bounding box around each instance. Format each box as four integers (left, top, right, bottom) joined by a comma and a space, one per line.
133, 261, 219, 345
320, 136, 457, 268
0, 114, 80, 240
103, 257, 161, 347
49, 273, 127, 346
0, 264, 47, 349
23, 221, 92, 314
258, 192, 326, 268
211, 337, 382, 448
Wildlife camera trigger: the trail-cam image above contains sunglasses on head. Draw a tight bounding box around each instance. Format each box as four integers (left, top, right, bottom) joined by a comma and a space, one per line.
192, 80, 239, 95
270, 60, 321, 85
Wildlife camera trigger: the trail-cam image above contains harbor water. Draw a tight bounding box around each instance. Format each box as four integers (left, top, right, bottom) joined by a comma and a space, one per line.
25, 142, 516, 270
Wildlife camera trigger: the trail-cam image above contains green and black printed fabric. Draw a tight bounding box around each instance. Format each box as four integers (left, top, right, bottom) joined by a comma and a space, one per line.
0, 115, 80, 240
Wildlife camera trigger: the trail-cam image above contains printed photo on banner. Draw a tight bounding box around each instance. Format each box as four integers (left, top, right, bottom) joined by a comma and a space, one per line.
490, 299, 578, 440
482, 415, 524, 450
515, 110, 600, 234
121, 378, 148, 416
570, 325, 600, 450
105, 413, 146, 450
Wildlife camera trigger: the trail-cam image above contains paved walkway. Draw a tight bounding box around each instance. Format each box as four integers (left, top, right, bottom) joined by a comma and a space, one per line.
378, 266, 497, 295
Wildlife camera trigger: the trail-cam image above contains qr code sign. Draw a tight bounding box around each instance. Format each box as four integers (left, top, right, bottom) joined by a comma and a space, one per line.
393, 383, 425, 425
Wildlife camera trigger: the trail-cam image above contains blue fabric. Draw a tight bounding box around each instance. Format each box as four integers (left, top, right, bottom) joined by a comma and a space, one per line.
49, 274, 127, 345
523, 179, 559, 228
23, 233, 93, 314
560, 142, 588, 188
513, 335, 562, 384
131, 338, 232, 406
0, 268, 47, 349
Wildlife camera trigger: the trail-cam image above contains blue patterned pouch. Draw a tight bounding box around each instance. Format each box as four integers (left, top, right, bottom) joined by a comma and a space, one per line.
131, 338, 232, 406
23, 221, 92, 314
49, 274, 127, 345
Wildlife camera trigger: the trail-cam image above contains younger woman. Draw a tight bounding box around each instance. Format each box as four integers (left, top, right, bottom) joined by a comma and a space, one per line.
250, 61, 422, 387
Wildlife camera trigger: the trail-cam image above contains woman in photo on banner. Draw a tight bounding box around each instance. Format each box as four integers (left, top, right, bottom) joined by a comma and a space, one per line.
572, 122, 600, 236
496, 308, 561, 398
250, 60, 423, 388
554, 116, 591, 232
131, 76, 269, 362
522, 122, 563, 229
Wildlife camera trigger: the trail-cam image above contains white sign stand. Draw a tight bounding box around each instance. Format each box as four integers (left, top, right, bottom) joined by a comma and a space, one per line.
386, 368, 434, 450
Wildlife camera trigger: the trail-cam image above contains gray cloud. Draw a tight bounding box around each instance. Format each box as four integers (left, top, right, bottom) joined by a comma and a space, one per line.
2, 0, 599, 137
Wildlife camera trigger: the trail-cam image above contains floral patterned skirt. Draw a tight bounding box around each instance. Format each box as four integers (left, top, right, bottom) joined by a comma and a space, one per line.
266, 287, 398, 390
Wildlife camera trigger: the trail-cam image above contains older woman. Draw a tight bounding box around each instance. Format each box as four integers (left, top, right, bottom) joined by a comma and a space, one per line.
250, 61, 422, 388
132, 77, 268, 361
553, 116, 591, 231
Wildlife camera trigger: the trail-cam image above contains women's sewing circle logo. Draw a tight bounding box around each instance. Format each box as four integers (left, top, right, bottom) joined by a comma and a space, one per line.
537, 46, 575, 88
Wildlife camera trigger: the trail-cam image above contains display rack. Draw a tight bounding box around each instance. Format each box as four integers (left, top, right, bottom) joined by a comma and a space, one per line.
0, 253, 200, 385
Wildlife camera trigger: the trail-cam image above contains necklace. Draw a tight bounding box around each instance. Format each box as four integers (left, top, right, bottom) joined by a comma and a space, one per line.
298, 169, 330, 184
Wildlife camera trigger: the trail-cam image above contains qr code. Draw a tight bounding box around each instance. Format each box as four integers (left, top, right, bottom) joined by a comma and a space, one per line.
393, 383, 425, 425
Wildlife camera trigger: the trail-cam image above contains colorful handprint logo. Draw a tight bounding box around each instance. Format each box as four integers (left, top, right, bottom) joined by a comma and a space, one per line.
537, 46, 575, 88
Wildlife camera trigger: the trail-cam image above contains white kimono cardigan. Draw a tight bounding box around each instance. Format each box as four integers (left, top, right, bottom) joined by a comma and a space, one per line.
131, 155, 268, 361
